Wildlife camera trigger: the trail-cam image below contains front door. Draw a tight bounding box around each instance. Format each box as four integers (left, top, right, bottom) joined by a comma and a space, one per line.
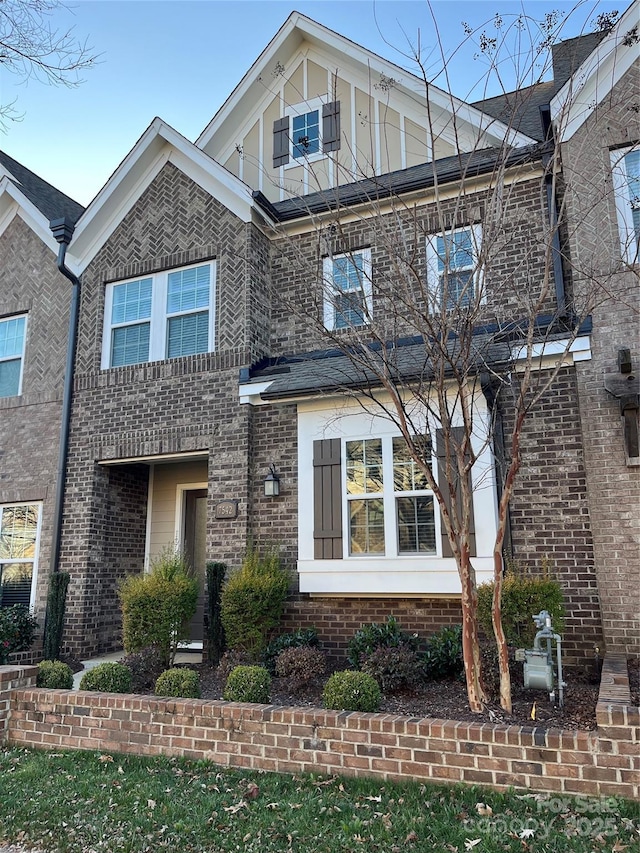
183, 489, 207, 643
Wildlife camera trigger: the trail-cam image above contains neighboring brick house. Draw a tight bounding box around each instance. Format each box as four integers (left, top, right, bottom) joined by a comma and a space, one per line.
1, 7, 637, 665
0, 152, 84, 621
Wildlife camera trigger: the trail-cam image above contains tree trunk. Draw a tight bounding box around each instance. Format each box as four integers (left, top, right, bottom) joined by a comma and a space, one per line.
492, 549, 512, 713
459, 544, 488, 712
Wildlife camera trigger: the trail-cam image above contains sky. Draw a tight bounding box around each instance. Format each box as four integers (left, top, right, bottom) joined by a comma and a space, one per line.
0, 0, 624, 206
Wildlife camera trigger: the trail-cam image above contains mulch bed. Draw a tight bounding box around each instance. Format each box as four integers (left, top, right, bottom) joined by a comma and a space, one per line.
193, 662, 603, 731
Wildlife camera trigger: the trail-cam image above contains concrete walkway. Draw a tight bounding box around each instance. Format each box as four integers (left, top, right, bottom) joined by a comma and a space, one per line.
73, 649, 203, 689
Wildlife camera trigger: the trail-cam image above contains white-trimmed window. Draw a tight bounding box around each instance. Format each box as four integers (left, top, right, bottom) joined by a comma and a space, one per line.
0, 502, 41, 609
345, 436, 436, 556
426, 225, 483, 310
273, 98, 341, 169
0, 314, 27, 398
323, 248, 372, 331
102, 262, 216, 368
611, 146, 639, 264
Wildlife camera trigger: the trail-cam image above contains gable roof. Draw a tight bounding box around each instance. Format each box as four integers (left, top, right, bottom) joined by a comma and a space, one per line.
0, 150, 84, 224
196, 11, 535, 160
551, 1, 639, 141
66, 118, 266, 274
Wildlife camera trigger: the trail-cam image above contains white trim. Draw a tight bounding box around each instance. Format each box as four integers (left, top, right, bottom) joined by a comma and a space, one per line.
98, 450, 209, 466
551, 1, 640, 142
101, 260, 217, 370
0, 176, 62, 254
239, 379, 275, 406
511, 334, 592, 364
610, 145, 640, 265
144, 465, 154, 572
0, 501, 43, 611
174, 482, 208, 549
322, 247, 373, 331
425, 223, 484, 311
0, 313, 28, 398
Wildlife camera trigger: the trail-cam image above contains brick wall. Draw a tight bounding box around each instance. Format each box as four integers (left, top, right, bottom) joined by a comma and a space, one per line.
561, 69, 640, 656
2, 659, 637, 800
0, 218, 71, 621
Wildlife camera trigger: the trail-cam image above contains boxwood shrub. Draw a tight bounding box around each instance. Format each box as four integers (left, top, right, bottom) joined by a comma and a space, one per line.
223, 665, 271, 704
79, 661, 132, 693
155, 667, 201, 698
37, 660, 73, 690
322, 670, 381, 712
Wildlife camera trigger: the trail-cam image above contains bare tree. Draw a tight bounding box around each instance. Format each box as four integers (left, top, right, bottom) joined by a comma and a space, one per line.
250, 4, 635, 712
0, 0, 96, 123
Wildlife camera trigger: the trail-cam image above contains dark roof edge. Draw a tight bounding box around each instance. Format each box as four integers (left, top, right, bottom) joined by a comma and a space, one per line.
252, 141, 549, 223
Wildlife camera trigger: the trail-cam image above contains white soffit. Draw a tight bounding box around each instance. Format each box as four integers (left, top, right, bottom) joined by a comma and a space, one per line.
196, 11, 535, 158
0, 177, 60, 253
551, 0, 640, 141
67, 118, 258, 274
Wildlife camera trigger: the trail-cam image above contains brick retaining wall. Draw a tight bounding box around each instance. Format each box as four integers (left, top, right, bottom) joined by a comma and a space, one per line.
1, 657, 637, 800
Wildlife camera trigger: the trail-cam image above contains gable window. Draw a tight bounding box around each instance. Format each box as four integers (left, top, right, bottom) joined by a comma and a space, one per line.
273, 99, 341, 168
0, 502, 41, 609
345, 436, 436, 557
0, 314, 27, 398
323, 248, 372, 331
426, 225, 483, 310
611, 146, 639, 264
102, 262, 215, 369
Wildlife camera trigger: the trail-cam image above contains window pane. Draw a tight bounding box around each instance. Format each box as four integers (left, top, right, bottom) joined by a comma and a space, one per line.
167, 266, 210, 314
167, 312, 209, 358
442, 269, 474, 309
0, 359, 21, 397
0, 563, 33, 607
111, 279, 152, 325
332, 254, 366, 328
0, 316, 26, 358
111, 323, 150, 367
396, 496, 436, 553
346, 439, 383, 494
393, 437, 430, 491
292, 110, 319, 158
334, 292, 365, 329
349, 498, 385, 554
0, 505, 38, 560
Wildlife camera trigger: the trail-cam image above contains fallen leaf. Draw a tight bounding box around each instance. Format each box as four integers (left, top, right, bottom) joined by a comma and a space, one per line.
519, 828, 535, 839
530, 702, 536, 720
405, 830, 418, 843
365, 795, 383, 802
475, 803, 493, 816
98, 754, 114, 763
611, 842, 628, 852
148, 799, 156, 810
464, 840, 482, 850
246, 782, 260, 799
223, 800, 247, 814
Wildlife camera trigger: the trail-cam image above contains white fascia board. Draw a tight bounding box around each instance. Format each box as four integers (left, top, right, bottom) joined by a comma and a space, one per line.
68, 118, 256, 273
0, 177, 60, 253
511, 334, 592, 363
238, 380, 275, 405
551, 1, 640, 142
197, 11, 535, 159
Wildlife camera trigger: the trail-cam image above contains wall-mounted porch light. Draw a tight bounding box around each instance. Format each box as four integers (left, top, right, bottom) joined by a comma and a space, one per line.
264, 463, 281, 497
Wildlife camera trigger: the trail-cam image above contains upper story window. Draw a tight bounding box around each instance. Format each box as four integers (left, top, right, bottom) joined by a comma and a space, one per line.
345, 436, 436, 556
322, 248, 372, 332
611, 146, 639, 264
101, 262, 216, 369
0, 314, 27, 398
273, 98, 340, 169
0, 502, 41, 609
426, 225, 483, 311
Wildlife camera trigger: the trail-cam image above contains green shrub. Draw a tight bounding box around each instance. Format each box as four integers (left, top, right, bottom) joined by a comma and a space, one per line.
477, 569, 565, 648
37, 660, 73, 689
263, 627, 318, 673
347, 615, 418, 669
79, 662, 132, 693
323, 670, 381, 712
0, 605, 38, 664
220, 548, 289, 659
155, 667, 201, 699
361, 644, 424, 693
206, 562, 227, 668
43, 572, 70, 661
119, 547, 198, 668
120, 646, 165, 691
423, 625, 464, 680
275, 646, 326, 691
223, 665, 271, 704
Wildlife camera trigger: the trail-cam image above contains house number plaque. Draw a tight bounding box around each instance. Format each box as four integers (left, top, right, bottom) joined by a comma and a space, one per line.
214, 500, 239, 520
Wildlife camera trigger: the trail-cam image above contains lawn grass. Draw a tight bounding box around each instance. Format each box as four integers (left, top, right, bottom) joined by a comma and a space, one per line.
0, 747, 637, 852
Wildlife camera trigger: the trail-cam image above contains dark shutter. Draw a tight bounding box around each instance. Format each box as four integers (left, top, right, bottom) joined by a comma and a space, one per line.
322, 101, 341, 152
313, 438, 343, 559
273, 116, 290, 168
436, 427, 476, 558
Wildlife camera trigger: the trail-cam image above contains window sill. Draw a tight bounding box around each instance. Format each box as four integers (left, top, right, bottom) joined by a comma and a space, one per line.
297, 557, 494, 595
